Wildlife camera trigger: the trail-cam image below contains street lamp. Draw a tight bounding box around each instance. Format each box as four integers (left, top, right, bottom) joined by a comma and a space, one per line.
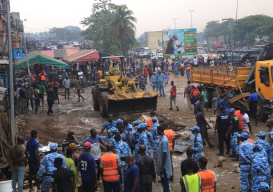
189, 10, 194, 28
173, 18, 177, 29
234, 0, 239, 48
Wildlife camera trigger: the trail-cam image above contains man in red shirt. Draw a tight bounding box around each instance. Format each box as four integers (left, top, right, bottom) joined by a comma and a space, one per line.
30, 72, 36, 83
170, 81, 179, 111
144, 65, 148, 77
148, 65, 153, 81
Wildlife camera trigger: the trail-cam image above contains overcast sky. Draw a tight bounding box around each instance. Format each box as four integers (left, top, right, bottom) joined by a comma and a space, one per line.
10, 0, 273, 37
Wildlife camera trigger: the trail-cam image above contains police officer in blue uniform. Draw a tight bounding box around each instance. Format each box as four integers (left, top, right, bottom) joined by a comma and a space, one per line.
190, 126, 204, 162
225, 108, 239, 158
151, 117, 160, 159
157, 70, 165, 97
215, 106, 230, 156
108, 127, 118, 148
239, 132, 254, 192
151, 72, 158, 92
99, 114, 117, 137
36, 143, 66, 192
251, 144, 270, 192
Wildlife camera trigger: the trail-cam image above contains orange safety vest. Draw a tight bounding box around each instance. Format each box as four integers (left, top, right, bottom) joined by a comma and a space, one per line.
146, 117, 153, 131
164, 129, 174, 150
197, 170, 216, 192
101, 153, 119, 181
39, 73, 46, 80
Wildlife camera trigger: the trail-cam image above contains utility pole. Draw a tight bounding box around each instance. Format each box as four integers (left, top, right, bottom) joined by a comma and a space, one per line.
7, 0, 15, 142
22, 19, 30, 76
189, 10, 194, 28
173, 18, 177, 29
234, 0, 238, 48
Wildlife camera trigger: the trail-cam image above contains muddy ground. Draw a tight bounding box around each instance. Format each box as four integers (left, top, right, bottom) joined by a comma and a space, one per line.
20, 61, 271, 192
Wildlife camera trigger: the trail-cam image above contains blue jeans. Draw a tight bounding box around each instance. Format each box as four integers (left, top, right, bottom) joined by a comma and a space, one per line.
158, 84, 165, 96
35, 98, 40, 113
160, 169, 170, 192
12, 166, 25, 192
103, 180, 120, 192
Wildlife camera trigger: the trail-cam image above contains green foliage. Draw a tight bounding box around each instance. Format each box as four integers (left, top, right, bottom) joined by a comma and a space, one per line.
235, 15, 273, 45
203, 19, 234, 36
81, 0, 136, 55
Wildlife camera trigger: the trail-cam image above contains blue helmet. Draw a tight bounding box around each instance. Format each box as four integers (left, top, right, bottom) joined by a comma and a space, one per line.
255, 131, 267, 137
239, 132, 249, 139
190, 126, 200, 132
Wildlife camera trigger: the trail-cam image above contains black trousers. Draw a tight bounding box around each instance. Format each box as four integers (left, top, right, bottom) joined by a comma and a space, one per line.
201, 130, 212, 146
250, 101, 258, 124
140, 175, 153, 192
217, 127, 230, 153
26, 98, 33, 109
47, 100, 54, 115
95, 159, 101, 181
81, 181, 96, 192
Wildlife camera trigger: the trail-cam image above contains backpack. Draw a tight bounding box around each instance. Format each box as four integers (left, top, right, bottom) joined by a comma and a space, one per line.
186, 86, 191, 94
191, 89, 200, 97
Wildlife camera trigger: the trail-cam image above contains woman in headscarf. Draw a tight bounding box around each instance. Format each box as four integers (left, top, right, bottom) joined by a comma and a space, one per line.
68, 143, 79, 192
186, 64, 191, 80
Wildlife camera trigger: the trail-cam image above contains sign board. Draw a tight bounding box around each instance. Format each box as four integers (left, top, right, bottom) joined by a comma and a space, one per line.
13, 50, 23, 59
148, 31, 162, 49
162, 28, 197, 56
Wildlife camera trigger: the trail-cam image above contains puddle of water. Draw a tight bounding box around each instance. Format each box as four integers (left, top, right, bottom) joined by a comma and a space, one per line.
55, 104, 93, 113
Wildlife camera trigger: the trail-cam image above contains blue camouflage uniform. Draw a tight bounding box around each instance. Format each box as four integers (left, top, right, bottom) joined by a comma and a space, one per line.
255, 132, 270, 159
108, 127, 118, 148
116, 119, 123, 126
103, 120, 117, 137
135, 124, 150, 158
145, 130, 153, 156
36, 143, 66, 192
229, 109, 240, 155
239, 132, 254, 192
115, 140, 131, 188
151, 120, 160, 159
151, 72, 158, 92
157, 73, 165, 96
269, 132, 273, 165
251, 144, 270, 192
190, 126, 204, 162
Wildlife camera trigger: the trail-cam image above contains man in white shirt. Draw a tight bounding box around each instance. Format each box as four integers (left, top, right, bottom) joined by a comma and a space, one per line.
193, 56, 198, 67
62, 76, 70, 99
241, 107, 252, 135
78, 70, 84, 88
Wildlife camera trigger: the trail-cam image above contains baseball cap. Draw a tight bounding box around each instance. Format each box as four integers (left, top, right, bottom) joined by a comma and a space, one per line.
84, 142, 92, 148
229, 108, 235, 113
133, 119, 142, 125
190, 126, 200, 132
239, 132, 249, 139
255, 131, 267, 137
258, 182, 270, 191
50, 143, 58, 151
116, 119, 123, 124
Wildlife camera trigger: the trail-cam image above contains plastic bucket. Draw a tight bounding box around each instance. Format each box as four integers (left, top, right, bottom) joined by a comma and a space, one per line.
0, 180, 13, 191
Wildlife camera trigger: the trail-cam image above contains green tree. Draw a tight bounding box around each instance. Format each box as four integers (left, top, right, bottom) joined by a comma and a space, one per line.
109, 5, 137, 54
81, 0, 120, 55
235, 15, 273, 45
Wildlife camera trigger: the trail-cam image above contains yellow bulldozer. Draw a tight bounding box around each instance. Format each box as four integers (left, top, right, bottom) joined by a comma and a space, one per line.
92, 56, 158, 117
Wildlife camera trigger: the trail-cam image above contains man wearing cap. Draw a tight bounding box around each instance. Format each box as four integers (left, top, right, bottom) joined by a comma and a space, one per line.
255, 131, 270, 159
157, 70, 165, 97
36, 143, 66, 192
238, 132, 254, 192
248, 90, 258, 126
151, 117, 160, 159
79, 142, 97, 192
136, 123, 150, 157
108, 127, 119, 148
151, 71, 158, 92
116, 119, 124, 128
215, 106, 230, 156
252, 144, 270, 192
225, 108, 240, 158
190, 126, 204, 162
100, 144, 122, 192
114, 133, 131, 188
197, 156, 217, 192
99, 114, 117, 138
258, 182, 270, 192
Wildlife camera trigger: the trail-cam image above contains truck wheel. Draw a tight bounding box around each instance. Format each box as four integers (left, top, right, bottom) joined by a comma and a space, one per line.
257, 99, 267, 121
99, 92, 109, 117
92, 88, 99, 111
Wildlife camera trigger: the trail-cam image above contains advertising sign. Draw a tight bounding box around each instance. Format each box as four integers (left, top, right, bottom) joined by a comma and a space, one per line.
14, 50, 23, 59
148, 31, 163, 49
162, 28, 197, 56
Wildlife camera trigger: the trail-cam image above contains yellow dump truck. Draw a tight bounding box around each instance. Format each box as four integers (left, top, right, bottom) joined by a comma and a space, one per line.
191, 43, 273, 121
92, 56, 158, 117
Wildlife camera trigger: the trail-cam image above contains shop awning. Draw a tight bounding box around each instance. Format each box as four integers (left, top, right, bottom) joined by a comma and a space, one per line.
62, 49, 98, 64
15, 51, 70, 70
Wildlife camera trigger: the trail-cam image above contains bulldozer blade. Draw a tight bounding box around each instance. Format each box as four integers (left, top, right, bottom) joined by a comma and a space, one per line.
107, 96, 158, 116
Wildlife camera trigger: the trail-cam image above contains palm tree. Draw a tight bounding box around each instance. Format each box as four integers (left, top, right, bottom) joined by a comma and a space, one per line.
109, 5, 137, 55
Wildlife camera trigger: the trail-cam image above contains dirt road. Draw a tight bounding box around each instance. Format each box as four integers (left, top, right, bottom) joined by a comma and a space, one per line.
20, 64, 270, 192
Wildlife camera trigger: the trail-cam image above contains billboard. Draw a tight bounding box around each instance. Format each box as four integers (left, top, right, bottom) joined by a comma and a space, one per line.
162, 28, 197, 56
148, 31, 163, 49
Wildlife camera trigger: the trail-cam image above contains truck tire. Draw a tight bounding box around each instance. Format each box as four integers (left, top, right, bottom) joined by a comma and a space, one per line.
257, 99, 268, 121
99, 92, 109, 117
92, 87, 100, 111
